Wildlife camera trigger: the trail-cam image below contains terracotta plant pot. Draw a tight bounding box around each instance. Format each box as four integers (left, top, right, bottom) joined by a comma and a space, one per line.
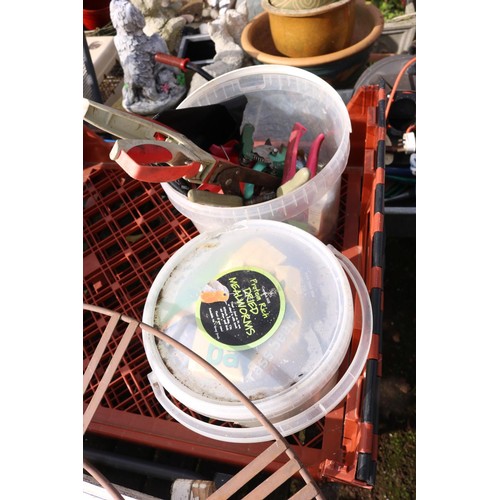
83, 0, 111, 30
261, 0, 355, 58
240, 0, 384, 86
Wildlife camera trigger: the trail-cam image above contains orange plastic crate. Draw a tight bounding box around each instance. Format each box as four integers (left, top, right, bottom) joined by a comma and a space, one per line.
83, 85, 385, 489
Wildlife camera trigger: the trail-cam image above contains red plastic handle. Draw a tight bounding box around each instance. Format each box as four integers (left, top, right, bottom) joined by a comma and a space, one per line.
114, 143, 202, 183
155, 53, 189, 72
281, 122, 307, 184
305, 133, 325, 178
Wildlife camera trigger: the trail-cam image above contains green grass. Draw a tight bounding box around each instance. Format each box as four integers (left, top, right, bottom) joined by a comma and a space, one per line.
375, 429, 416, 498
334, 429, 416, 499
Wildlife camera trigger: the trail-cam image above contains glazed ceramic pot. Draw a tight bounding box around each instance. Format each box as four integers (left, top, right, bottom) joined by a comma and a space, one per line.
261, 0, 355, 58
83, 0, 111, 30
241, 0, 384, 86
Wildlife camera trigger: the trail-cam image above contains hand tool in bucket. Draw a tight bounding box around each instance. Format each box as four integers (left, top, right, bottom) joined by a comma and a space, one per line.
82, 99, 280, 195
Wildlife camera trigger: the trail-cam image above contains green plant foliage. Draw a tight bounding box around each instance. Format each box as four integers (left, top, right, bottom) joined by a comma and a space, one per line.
368, 0, 406, 20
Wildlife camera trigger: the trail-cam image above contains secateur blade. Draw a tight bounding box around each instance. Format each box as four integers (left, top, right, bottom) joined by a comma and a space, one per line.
207, 162, 282, 196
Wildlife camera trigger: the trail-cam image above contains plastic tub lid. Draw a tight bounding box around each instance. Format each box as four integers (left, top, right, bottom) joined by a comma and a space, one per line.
146, 236, 372, 442
143, 220, 354, 424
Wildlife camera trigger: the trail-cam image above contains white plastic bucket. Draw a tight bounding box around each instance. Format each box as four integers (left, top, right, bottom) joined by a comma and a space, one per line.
162, 65, 351, 237
142, 220, 372, 442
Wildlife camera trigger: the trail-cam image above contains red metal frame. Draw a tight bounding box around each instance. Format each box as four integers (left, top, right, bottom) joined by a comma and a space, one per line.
83, 85, 385, 488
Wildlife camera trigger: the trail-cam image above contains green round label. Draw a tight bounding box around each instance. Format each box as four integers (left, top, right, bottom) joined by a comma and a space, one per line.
196, 267, 285, 351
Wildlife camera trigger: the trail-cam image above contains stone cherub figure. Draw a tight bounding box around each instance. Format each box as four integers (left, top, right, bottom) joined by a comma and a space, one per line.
109, 0, 186, 115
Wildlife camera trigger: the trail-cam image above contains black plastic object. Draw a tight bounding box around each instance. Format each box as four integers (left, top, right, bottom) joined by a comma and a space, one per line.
153, 95, 248, 151
83, 31, 103, 103
386, 91, 415, 133
83, 446, 206, 481
178, 34, 216, 67
353, 54, 416, 92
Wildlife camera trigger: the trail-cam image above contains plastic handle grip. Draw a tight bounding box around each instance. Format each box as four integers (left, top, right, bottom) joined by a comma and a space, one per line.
281, 122, 307, 184
306, 133, 325, 177
155, 52, 189, 72
110, 139, 202, 183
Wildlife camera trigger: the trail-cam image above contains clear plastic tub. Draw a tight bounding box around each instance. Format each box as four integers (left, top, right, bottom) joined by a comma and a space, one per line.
162, 65, 351, 237
142, 220, 356, 430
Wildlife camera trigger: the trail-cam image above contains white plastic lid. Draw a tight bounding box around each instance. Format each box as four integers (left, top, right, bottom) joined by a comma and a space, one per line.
142, 219, 353, 424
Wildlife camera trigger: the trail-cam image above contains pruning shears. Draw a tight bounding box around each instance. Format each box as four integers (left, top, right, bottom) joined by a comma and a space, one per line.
83, 98, 216, 184
83, 98, 281, 198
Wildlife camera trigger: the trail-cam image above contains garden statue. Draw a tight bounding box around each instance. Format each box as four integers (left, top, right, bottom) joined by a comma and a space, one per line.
110, 0, 186, 115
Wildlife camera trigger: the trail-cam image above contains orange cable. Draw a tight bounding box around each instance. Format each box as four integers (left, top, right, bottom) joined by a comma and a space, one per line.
385, 56, 416, 121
